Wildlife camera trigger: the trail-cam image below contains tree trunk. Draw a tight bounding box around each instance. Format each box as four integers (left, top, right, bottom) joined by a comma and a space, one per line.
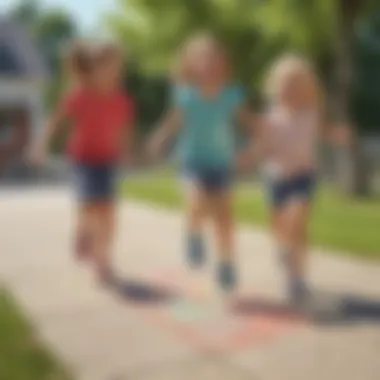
334, 0, 371, 196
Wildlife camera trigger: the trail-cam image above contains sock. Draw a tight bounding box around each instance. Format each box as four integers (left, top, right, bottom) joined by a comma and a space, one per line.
217, 259, 237, 292
187, 232, 205, 269
278, 246, 309, 301
279, 246, 305, 281
278, 245, 292, 268
288, 276, 309, 304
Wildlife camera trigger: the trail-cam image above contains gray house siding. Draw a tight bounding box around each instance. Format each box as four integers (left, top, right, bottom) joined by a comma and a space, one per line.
0, 17, 48, 179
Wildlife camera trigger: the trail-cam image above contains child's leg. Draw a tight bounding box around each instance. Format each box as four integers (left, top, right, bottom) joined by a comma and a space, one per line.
79, 164, 117, 283
268, 181, 297, 272
184, 183, 208, 268
211, 191, 234, 260
278, 199, 312, 304
72, 164, 98, 260
75, 202, 96, 260
93, 200, 116, 278
286, 173, 315, 282
211, 190, 237, 292
271, 207, 290, 257
267, 182, 309, 303
270, 203, 303, 287
268, 176, 292, 256
288, 200, 311, 279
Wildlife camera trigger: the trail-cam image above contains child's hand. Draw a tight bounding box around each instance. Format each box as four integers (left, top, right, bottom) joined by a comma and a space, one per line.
27, 144, 47, 167
236, 149, 253, 172
120, 152, 131, 167
331, 124, 353, 147
146, 136, 163, 161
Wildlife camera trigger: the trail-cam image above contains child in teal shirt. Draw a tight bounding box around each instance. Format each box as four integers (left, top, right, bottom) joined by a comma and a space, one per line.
149, 35, 252, 293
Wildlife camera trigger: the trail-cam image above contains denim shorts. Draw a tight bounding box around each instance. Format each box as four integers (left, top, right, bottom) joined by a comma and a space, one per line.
182, 164, 232, 194
267, 172, 316, 208
72, 163, 116, 202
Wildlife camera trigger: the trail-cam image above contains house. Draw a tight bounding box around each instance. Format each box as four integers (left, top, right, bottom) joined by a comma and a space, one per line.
0, 17, 48, 179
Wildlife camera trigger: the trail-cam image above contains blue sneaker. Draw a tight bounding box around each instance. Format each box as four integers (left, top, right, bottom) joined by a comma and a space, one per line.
187, 234, 206, 269
217, 260, 237, 292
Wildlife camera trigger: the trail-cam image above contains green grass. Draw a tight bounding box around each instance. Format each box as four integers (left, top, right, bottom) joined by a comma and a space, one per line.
0, 290, 72, 380
122, 173, 380, 260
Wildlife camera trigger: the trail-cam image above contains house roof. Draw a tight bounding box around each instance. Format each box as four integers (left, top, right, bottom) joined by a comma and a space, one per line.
0, 17, 48, 80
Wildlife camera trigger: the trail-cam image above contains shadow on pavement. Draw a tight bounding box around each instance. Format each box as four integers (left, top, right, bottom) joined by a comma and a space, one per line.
231, 297, 302, 320
111, 274, 380, 325
309, 290, 380, 325
113, 277, 178, 305
231, 291, 380, 325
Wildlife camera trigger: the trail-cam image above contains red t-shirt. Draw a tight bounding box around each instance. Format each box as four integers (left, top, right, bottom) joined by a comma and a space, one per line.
62, 88, 134, 164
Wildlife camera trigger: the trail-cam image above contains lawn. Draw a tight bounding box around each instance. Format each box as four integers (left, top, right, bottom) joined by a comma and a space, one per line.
0, 290, 72, 380
122, 173, 380, 260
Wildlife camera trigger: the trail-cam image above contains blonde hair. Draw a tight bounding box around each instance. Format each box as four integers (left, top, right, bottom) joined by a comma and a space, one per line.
173, 33, 230, 84
265, 54, 323, 109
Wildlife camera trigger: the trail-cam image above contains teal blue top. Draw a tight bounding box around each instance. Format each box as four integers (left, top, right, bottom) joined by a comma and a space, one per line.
173, 84, 244, 169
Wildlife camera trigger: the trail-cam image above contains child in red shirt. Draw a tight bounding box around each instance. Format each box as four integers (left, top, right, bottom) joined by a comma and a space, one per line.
31, 42, 134, 284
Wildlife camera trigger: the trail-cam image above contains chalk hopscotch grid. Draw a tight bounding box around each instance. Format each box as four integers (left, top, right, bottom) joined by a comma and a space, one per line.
117, 268, 308, 353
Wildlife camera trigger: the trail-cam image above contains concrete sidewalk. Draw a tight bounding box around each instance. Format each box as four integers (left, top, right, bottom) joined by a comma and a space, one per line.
1, 187, 380, 380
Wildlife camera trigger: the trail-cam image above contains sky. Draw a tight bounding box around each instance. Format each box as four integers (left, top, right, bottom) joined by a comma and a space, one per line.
0, 0, 117, 33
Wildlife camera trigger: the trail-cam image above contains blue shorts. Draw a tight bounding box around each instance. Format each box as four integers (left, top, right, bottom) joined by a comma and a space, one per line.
267, 172, 316, 208
72, 163, 116, 202
182, 165, 232, 194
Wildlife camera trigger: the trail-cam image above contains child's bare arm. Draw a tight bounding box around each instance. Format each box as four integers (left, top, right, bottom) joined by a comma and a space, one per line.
236, 106, 254, 132
236, 113, 270, 170
30, 106, 67, 165
147, 108, 182, 158
316, 106, 352, 148
321, 122, 352, 147
121, 122, 134, 165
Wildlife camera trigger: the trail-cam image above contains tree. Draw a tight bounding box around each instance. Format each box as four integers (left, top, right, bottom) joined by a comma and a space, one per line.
10, 0, 40, 28
331, 0, 365, 194
107, 0, 283, 130
107, 0, 283, 89
107, 0, 358, 108
351, 11, 380, 133
108, 0, 380, 194
10, 0, 77, 75
34, 11, 77, 73
10, 0, 78, 113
